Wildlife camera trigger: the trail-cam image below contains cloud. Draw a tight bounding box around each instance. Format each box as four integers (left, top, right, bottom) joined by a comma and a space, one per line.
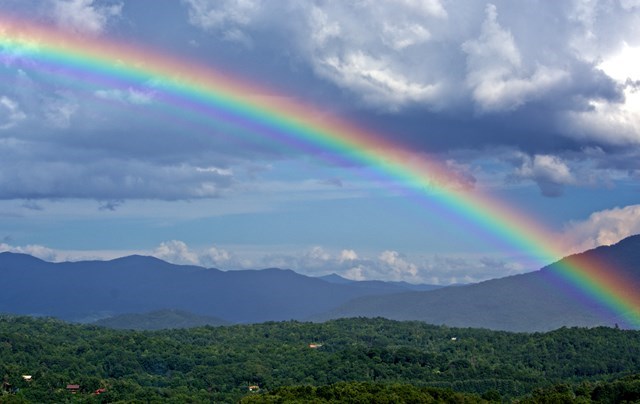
462, 4, 571, 113
0, 242, 59, 262
0, 147, 236, 200
339, 249, 358, 262
200, 245, 232, 267
43, 95, 78, 129
381, 22, 431, 51
98, 199, 123, 211
172, 1, 640, 200
179, 1, 633, 115
153, 240, 200, 265
152, 240, 240, 268
94, 88, 155, 105
180, 0, 261, 47
378, 250, 419, 281
560, 205, 640, 253
562, 43, 640, 146
175, 0, 638, 170
0, 0, 638, 207
318, 51, 442, 109
49, 0, 122, 35
511, 154, 574, 197
0, 238, 533, 284
0, 96, 26, 129
320, 178, 343, 188
21, 200, 43, 211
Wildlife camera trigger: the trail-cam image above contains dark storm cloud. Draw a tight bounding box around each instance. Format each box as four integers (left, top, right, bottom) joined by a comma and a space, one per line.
0, 0, 638, 203
178, 1, 639, 172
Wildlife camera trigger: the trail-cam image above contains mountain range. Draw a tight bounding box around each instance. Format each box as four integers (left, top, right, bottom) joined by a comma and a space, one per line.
0, 252, 439, 324
315, 235, 640, 331
1, 235, 638, 331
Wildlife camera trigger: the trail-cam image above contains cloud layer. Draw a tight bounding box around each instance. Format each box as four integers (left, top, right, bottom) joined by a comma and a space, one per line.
0, 1, 638, 283
561, 204, 640, 253
0, 0, 638, 204
2, 201, 639, 283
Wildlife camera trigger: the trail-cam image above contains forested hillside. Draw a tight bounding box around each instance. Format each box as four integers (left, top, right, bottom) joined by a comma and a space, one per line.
1, 316, 640, 402
316, 235, 640, 331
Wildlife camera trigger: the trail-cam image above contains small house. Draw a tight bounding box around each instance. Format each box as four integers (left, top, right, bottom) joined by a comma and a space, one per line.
248, 385, 260, 392
21, 375, 32, 382
66, 384, 80, 394
308, 343, 323, 349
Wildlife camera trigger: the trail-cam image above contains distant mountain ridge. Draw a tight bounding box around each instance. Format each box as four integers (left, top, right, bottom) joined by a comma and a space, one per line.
0, 252, 438, 324
1, 235, 638, 331
318, 273, 443, 291
314, 235, 640, 331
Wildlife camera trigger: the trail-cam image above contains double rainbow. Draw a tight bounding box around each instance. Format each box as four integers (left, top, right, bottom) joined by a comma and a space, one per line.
1, 16, 638, 327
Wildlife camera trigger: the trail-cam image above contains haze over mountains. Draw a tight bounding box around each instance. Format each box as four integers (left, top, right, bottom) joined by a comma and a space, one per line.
1, 235, 638, 332
0, 252, 438, 324
316, 235, 640, 331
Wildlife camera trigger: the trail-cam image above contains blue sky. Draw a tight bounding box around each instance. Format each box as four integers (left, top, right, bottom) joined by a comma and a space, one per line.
0, 0, 639, 284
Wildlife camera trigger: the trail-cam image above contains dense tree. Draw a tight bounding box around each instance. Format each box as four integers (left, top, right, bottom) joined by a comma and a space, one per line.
1, 315, 640, 402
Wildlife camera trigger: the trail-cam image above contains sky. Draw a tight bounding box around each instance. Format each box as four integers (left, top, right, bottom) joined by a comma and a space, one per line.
0, 0, 639, 285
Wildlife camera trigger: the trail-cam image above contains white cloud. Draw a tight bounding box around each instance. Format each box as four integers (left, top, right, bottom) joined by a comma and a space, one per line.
50, 0, 122, 35
0, 243, 59, 262
153, 240, 200, 265
309, 6, 341, 47
181, 0, 262, 31
563, 43, 640, 145
319, 51, 442, 108
339, 249, 358, 262
178, 0, 638, 125
512, 154, 574, 197
0, 96, 25, 130
462, 4, 569, 112
153, 241, 240, 268
382, 22, 431, 51
394, 0, 447, 18
0, 239, 535, 284
201, 245, 232, 267
306, 246, 330, 262
0, 133, 236, 200
94, 88, 155, 105
44, 96, 78, 129
560, 205, 640, 253
620, 0, 640, 10
343, 265, 366, 281
181, 0, 451, 109
378, 250, 419, 281
180, 0, 262, 46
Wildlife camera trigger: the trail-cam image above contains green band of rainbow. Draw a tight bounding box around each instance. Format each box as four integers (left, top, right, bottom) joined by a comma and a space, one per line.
1, 17, 638, 327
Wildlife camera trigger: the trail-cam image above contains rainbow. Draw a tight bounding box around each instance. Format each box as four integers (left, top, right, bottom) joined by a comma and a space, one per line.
1, 16, 638, 327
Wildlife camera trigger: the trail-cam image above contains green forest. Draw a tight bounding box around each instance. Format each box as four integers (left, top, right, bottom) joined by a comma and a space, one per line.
1, 315, 640, 403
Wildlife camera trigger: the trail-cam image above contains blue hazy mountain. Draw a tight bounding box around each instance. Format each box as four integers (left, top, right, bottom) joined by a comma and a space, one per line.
0, 253, 436, 324
314, 235, 640, 331
318, 273, 443, 291
2, 235, 638, 331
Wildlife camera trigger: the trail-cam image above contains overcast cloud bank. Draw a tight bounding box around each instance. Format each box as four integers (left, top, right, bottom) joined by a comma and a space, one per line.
0, 1, 638, 282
